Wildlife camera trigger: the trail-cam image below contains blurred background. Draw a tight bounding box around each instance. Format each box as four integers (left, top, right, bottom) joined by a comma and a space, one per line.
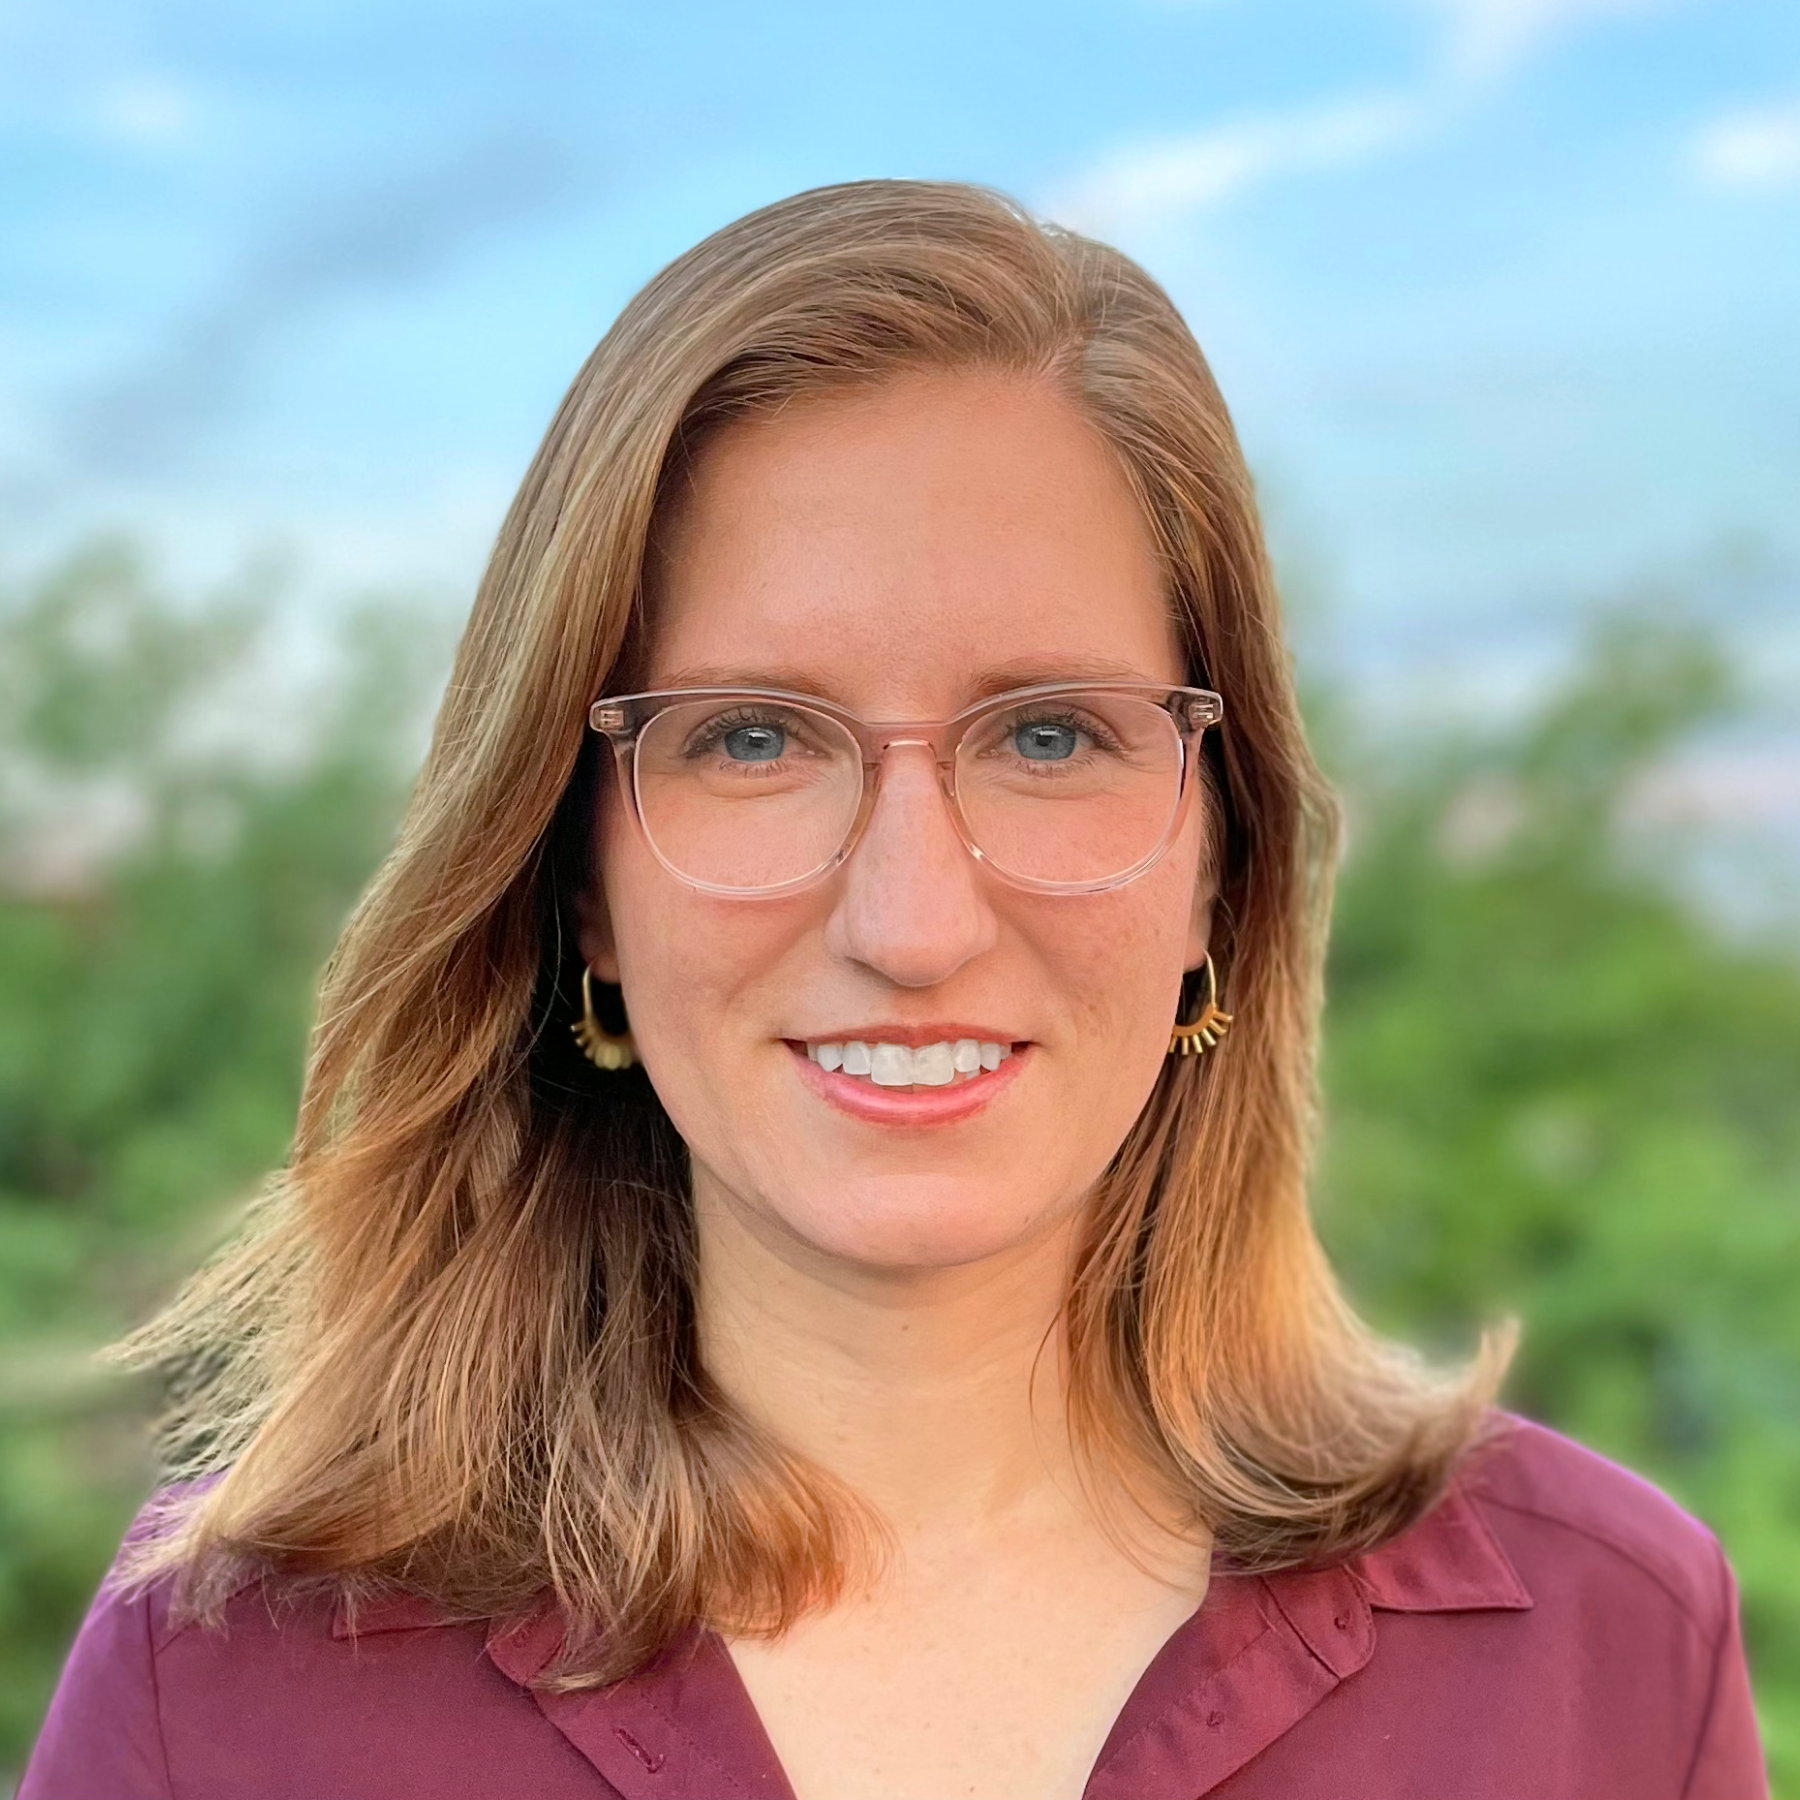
3, 0, 1798, 1788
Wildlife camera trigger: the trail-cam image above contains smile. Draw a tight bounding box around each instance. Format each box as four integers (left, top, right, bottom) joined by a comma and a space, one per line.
782, 1037, 1031, 1125
804, 1038, 1012, 1087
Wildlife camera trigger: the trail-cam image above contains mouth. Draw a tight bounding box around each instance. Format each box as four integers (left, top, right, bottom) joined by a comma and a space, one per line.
781, 1035, 1033, 1124
797, 1036, 1019, 1087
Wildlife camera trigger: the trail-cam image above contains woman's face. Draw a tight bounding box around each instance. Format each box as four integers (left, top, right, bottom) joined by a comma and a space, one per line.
581, 369, 1216, 1273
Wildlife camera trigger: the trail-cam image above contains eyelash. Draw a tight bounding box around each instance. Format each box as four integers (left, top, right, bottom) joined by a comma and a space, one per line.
684, 706, 1125, 763
682, 707, 818, 758
987, 707, 1124, 755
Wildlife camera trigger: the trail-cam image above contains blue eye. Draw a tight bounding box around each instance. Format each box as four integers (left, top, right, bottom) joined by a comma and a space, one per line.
722, 723, 786, 762
1014, 721, 1079, 761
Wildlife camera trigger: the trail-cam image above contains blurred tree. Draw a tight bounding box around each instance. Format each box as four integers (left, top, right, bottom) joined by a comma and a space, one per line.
1317, 606, 1800, 1789
0, 540, 435, 1764
0, 544, 1794, 1791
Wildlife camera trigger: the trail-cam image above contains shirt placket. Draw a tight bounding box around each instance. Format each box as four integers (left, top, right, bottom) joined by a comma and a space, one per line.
1082, 1565, 1375, 1799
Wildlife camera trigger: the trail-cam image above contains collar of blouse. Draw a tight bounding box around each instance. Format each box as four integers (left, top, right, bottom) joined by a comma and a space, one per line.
329, 1478, 1532, 1800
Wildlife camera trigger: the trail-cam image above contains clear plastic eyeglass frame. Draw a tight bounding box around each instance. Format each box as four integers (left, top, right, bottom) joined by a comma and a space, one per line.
587, 679, 1225, 899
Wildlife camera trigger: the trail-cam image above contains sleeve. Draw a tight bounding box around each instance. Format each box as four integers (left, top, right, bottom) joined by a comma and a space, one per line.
1679, 1535, 1769, 1800
16, 1561, 175, 1800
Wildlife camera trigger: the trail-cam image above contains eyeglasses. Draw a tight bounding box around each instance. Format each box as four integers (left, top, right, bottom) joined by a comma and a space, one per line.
587, 679, 1224, 898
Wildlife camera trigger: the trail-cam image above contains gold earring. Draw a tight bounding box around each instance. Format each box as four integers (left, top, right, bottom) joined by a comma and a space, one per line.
573, 966, 639, 1070
1169, 952, 1232, 1057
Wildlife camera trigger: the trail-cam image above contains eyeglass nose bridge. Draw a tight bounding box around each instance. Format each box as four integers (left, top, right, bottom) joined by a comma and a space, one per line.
831, 727, 984, 876
857, 723, 958, 764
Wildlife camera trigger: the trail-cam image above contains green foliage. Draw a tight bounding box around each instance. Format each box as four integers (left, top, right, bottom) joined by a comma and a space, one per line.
0, 541, 432, 1766
0, 545, 1794, 1789
1317, 607, 1800, 1790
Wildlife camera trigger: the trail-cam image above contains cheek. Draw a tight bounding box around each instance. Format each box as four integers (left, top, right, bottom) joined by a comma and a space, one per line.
1063, 852, 1197, 1030
1067, 873, 1201, 1111
597, 795, 680, 1017
1082, 934, 1184, 1111
599, 802, 792, 1068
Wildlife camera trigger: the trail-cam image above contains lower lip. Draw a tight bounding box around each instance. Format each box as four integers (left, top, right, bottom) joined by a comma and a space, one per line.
785, 1041, 1032, 1125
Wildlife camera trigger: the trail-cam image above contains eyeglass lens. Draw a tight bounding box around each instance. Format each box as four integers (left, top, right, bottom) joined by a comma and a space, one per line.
630, 691, 1186, 891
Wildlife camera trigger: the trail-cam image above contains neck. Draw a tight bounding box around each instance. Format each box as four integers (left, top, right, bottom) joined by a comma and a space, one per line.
694, 1180, 1091, 1539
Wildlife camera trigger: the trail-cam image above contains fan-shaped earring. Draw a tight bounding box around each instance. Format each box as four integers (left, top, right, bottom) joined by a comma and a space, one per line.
1169, 952, 1232, 1058
573, 965, 639, 1071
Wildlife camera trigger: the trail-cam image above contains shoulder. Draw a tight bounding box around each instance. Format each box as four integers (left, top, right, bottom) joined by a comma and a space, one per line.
1288, 1415, 1767, 1796
36, 1478, 320, 1664
1434, 1415, 1768, 1793
20, 1494, 193, 1797
25, 1487, 569, 1800
22, 1488, 346, 1798
1455, 1410, 1732, 1641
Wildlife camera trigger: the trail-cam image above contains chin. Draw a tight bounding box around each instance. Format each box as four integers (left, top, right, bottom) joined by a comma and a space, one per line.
777, 1173, 1069, 1272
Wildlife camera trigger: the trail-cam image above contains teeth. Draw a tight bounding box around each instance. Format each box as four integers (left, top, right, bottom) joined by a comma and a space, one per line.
870, 1043, 912, 1086
804, 1037, 1014, 1086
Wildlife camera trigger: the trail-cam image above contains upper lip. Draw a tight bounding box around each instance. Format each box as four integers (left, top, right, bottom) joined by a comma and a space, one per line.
787, 1025, 1028, 1047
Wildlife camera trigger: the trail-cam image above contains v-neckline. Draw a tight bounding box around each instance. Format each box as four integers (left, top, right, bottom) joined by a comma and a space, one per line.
492, 1557, 1373, 1799
447, 1471, 1533, 1799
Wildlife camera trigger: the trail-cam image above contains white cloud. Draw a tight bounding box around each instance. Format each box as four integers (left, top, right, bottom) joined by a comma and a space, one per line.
1046, 93, 1424, 233
97, 74, 198, 148
1690, 93, 1800, 192
1419, 0, 1673, 82
1045, 0, 1679, 236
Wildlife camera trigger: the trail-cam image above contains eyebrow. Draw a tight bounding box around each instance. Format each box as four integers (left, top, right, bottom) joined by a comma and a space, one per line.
645, 654, 1169, 706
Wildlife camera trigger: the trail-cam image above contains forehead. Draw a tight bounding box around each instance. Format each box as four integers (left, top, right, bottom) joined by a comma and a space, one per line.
641, 370, 1186, 712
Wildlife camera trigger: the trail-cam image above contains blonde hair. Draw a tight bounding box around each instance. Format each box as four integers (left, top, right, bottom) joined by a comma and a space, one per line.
122, 179, 1515, 1681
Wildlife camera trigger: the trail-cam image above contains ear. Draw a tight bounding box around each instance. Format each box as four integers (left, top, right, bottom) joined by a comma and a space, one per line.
572, 864, 621, 984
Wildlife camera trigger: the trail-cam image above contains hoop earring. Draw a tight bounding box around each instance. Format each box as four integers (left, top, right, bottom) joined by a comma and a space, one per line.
573, 965, 639, 1070
1169, 952, 1233, 1058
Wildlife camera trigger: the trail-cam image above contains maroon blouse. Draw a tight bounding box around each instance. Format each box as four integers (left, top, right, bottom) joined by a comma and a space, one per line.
21, 1413, 1768, 1798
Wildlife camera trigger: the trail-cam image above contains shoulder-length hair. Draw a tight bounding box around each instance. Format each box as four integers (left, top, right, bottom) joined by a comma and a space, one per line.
123, 178, 1514, 1682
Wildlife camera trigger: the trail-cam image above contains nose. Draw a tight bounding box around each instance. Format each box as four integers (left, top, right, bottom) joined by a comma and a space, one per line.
823, 741, 997, 987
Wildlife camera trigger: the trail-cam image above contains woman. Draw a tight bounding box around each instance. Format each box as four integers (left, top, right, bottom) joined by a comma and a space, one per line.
23, 180, 1764, 1799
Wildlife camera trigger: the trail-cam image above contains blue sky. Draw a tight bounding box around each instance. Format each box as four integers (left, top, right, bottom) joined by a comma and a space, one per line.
3, 0, 1798, 739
